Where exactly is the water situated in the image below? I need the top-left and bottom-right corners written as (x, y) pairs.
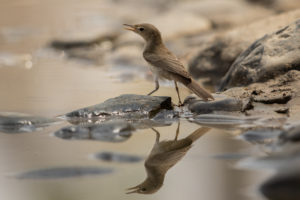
top-left (0, 1), bottom-right (270, 200)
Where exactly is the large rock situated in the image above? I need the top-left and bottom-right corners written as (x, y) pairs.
top-left (188, 9), bottom-right (300, 85)
top-left (219, 19), bottom-right (300, 90)
top-left (64, 94), bottom-right (173, 122)
top-left (223, 70), bottom-right (300, 118)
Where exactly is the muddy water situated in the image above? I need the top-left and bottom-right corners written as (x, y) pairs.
top-left (0, 1), bottom-right (269, 200)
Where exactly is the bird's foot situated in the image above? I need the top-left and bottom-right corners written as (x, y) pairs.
top-left (176, 101), bottom-right (184, 107)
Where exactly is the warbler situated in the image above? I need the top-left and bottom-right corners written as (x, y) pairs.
top-left (123, 23), bottom-right (214, 105)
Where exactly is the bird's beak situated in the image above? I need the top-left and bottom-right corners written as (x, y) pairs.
top-left (123, 24), bottom-right (136, 31)
top-left (126, 186), bottom-right (139, 194)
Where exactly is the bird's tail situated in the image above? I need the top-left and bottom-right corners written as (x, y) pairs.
top-left (185, 79), bottom-right (214, 101)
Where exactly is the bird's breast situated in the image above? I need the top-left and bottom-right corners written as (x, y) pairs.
top-left (147, 62), bottom-right (173, 80)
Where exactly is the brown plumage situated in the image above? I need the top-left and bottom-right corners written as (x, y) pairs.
top-left (123, 23), bottom-right (214, 104)
top-left (126, 124), bottom-right (211, 194)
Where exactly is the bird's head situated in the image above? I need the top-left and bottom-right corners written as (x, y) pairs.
top-left (126, 178), bottom-right (163, 194)
top-left (123, 23), bottom-right (162, 43)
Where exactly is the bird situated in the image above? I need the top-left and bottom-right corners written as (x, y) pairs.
top-left (126, 123), bottom-right (211, 194)
top-left (123, 23), bottom-right (214, 105)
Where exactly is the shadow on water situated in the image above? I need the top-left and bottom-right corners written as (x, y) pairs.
top-left (127, 122), bottom-right (211, 194)
top-left (15, 167), bottom-right (113, 180)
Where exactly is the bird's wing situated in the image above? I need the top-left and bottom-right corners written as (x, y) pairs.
top-left (145, 146), bottom-right (192, 170)
top-left (143, 51), bottom-right (191, 80)
top-left (145, 139), bottom-right (193, 167)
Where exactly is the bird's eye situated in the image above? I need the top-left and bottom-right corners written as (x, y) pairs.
top-left (141, 188), bottom-right (147, 191)
top-left (139, 27), bottom-right (144, 32)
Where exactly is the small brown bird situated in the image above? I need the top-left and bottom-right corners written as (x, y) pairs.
top-left (126, 124), bottom-right (211, 194)
top-left (123, 23), bottom-right (214, 105)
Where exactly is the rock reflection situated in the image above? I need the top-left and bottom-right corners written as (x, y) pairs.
top-left (54, 120), bottom-right (134, 142)
top-left (127, 123), bottom-right (210, 194)
top-left (0, 112), bottom-right (59, 134)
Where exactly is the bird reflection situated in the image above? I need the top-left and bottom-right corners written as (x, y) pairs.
top-left (127, 123), bottom-right (211, 194)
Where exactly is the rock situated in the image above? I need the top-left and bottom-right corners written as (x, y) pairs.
top-left (50, 34), bottom-right (118, 50)
top-left (93, 151), bottom-right (143, 163)
top-left (188, 9), bottom-right (300, 85)
top-left (0, 112), bottom-right (59, 134)
top-left (49, 33), bottom-right (119, 65)
top-left (15, 167), bottom-right (113, 179)
top-left (63, 94), bottom-right (173, 123)
top-left (54, 120), bottom-right (134, 143)
top-left (223, 70), bottom-right (300, 118)
top-left (186, 97), bottom-right (243, 114)
top-left (275, 107), bottom-right (289, 114)
top-left (219, 19), bottom-right (300, 91)
top-left (260, 170), bottom-right (300, 200)
top-left (253, 92), bottom-right (292, 105)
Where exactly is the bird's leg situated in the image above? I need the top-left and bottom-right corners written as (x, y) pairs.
top-left (174, 121), bottom-right (180, 141)
top-left (174, 81), bottom-right (183, 106)
top-left (147, 77), bottom-right (159, 96)
top-left (151, 128), bottom-right (160, 143)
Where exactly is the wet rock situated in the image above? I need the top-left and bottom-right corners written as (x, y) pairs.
top-left (219, 19), bottom-right (300, 91)
top-left (16, 167), bottom-right (113, 179)
top-left (186, 97), bottom-right (243, 114)
top-left (0, 112), bottom-right (59, 134)
top-left (260, 170), bottom-right (300, 200)
top-left (64, 94), bottom-right (173, 123)
top-left (54, 120), bottom-right (134, 143)
top-left (94, 151), bottom-right (143, 163)
top-left (188, 9), bottom-right (300, 85)
top-left (239, 128), bottom-right (283, 144)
